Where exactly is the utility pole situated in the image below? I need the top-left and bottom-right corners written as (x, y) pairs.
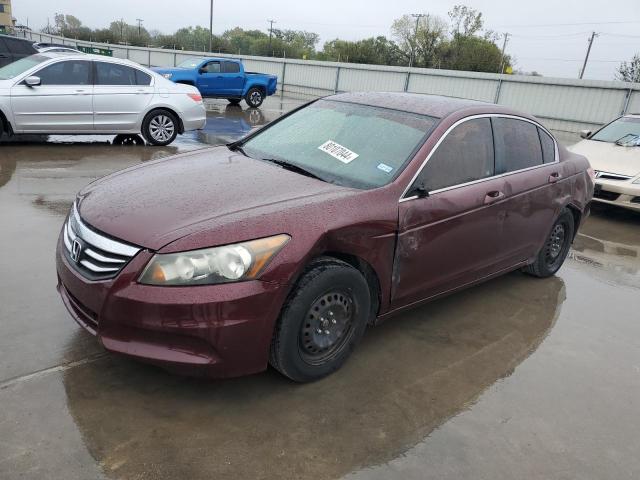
top-left (498, 32), bottom-right (510, 74)
top-left (268, 19), bottom-right (276, 56)
top-left (409, 14), bottom-right (426, 68)
top-left (136, 18), bottom-right (143, 37)
top-left (119, 18), bottom-right (125, 43)
top-left (209, 0), bottom-right (214, 52)
top-left (579, 31), bottom-right (599, 79)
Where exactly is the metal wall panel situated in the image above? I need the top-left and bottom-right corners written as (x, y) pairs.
top-left (408, 73), bottom-right (498, 102)
top-left (626, 91), bottom-right (640, 114)
top-left (149, 50), bottom-right (177, 68)
top-left (338, 68), bottom-right (406, 92)
top-left (498, 81), bottom-right (627, 125)
top-left (284, 63), bottom-right (337, 91)
top-left (127, 49), bottom-right (149, 66)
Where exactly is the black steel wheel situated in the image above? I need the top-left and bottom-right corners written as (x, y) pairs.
top-left (523, 209), bottom-right (575, 278)
top-left (270, 258), bottom-right (371, 382)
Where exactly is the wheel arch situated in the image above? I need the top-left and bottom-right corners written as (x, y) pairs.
top-left (142, 106), bottom-right (184, 134)
top-left (0, 107), bottom-right (14, 135)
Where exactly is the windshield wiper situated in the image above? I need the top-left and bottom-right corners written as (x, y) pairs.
top-left (227, 142), bottom-right (249, 157)
top-left (261, 158), bottom-right (327, 182)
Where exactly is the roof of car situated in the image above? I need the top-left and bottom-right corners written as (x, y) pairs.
top-left (327, 92), bottom-right (492, 119)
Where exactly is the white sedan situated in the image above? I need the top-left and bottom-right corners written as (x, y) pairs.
top-left (570, 114), bottom-right (640, 212)
top-left (0, 52), bottom-right (206, 146)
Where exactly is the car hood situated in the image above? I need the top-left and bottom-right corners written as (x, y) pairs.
top-left (569, 139), bottom-right (640, 177)
top-left (77, 147), bottom-right (354, 251)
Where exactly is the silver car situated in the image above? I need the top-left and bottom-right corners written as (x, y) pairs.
top-left (0, 52), bottom-right (206, 146)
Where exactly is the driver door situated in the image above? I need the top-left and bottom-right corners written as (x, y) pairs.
top-left (10, 59), bottom-right (93, 133)
top-left (392, 117), bottom-right (512, 308)
top-left (196, 61), bottom-right (225, 96)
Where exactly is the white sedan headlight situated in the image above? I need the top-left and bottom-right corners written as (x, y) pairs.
top-left (162, 73), bottom-right (173, 79)
top-left (139, 234), bottom-right (290, 286)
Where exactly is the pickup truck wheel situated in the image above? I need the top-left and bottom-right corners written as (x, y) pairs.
top-left (142, 110), bottom-right (178, 146)
top-left (523, 209), bottom-right (574, 278)
top-left (269, 258), bottom-right (371, 382)
top-left (245, 87), bottom-right (264, 108)
top-left (227, 98), bottom-right (241, 105)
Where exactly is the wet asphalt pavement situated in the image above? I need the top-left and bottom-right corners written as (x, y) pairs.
top-left (1, 95), bottom-right (639, 480)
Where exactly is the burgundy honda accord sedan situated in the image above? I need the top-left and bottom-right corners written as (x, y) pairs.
top-left (56, 92), bottom-right (593, 382)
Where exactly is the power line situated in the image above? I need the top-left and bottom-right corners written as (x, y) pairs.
top-left (493, 20), bottom-right (640, 28)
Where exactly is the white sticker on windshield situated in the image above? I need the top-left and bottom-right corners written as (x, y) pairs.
top-left (377, 163), bottom-right (393, 174)
top-left (318, 140), bottom-right (359, 164)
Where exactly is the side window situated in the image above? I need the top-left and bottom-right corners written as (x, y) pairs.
top-left (202, 61), bottom-right (221, 73)
top-left (414, 118), bottom-right (494, 193)
top-left (222, 61), bottom-right (240, 73)
top-left (135, 69), bottom-right (152, 86)
top-left (493, 118), bottom-right (543, 173)
top-left (95, 62), bottom-right (137, 85)
top-left (35, 60), bottom-right (91, 85)
top-left (538, 128), bottom-right (556, 164)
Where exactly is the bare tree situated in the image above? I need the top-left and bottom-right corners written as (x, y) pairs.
top-left (617, 54), bottom-right (640, 83)
top-left (448, 5), bottom-right (483, 37)
top-left (391, 14), bottom-right (447, 67)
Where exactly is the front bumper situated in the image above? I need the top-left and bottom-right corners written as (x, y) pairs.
top-left (593, 179), bottom-right (640, 212)
top-left (56, 233), bottom-right (289, 378)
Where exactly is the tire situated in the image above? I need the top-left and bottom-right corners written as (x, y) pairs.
top-left (0, 115), bottom-right (4, 140)
top-left (269, 258), bottom-right (371, 382)
top-left (244, 87), bottom-right (265, 108)
top-left (227, 98), bottom-right (241, 105)
top-left (142, 110), bottom-right (179, 146)
top-left (523, 208), bottom-right (575, 278)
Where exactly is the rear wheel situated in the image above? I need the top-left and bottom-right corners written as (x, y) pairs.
top-left (142, 110), bottom-right (179, 146)
top-left (244, 87), bottom-right (264, 108)
top-left (269, 258), bottom-right (370, 382)
top-left (523, 209), bottom-right (574, 278)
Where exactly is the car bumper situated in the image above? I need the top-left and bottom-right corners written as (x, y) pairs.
top-left (182, 104), bottom-right (207, 132)
top-left (593, 179), bottom-right (640, 212)
top-left (55, 233), bottom-right (289, 378)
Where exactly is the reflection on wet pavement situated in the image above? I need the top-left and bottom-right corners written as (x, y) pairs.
top-left (0, 96), bottom-right (639, 480)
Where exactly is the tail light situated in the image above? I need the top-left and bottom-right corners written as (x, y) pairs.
top-left (187, 93), bottom-right (203, 103)
top-left (587, 167), bottom-right (596, 180)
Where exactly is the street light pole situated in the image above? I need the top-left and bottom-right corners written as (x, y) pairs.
top-left (209, 0), bottom-right (214, 52)
top-left (409, 14), bottom-right (425, 68)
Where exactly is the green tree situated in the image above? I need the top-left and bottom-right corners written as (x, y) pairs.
top-left (391, 14), bottom-right (448, 67)
top-left (438, 35), bottom-right (509, 73)
top-left (616, 54), bottom-right (640, 83)
top-left (448, 5), bottom-right (483, 37)
top-left (319, 37), bottom-right (405, 65)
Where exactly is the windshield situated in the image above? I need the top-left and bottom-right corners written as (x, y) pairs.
top-left (178, 58), bottom-right (206, 69)
top-left (0, 55), bottom-right (48, 80)
top-left (591, 117), bottom-right (640, 144)
top-left (242, 100), bottom-right (438, 189)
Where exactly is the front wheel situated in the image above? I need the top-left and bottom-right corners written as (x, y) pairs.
top-left (244, 87), bottom-right (264, 108)
top-left (523, 209), bottom-right (575, 278)
top-left (269, 258), bottom-right (371, 382)
top-left (142, 110), bottom-right (179, 146)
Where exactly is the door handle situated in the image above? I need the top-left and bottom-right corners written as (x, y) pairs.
top-left (548, 172), bottom-right (561, 183)
top-left (484, 191), bottom-right (505, 204)
top-left (75, 89), bottom-right (89, 95)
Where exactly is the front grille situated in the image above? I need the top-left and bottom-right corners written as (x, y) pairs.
top-left (63, 285), bottom-right (99, 333)
top-left (63, 203), bottom-right (140, 281)
top-left (596, 172), bottom-right (633, 181)
top-left (593, 189), bottom-right (621, 201)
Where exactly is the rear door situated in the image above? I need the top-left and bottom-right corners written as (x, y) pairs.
top-left (93, 61), bottom-right (154, 132)
top-left (195, 61), bottom-right (225, 96)
top-left (491, 117), bottom-right (563, 264)
top-left (393, 117), bottom-right (511, 308)
top-left (221, 61), bottom-right (244, 96)
top-left (10, 59), bottom-right (93, 132)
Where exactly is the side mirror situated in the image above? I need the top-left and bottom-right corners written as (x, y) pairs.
top-left (414, 183), bottom-right (430, 199)
top-left (24, 76), bottom-right (41, 87)
top-left (579, 129), bottom-right (592, 139)
top-left (198, 68), bottom-right (207, 74)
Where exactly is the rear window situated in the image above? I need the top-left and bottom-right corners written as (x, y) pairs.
top-left (135, 69), bottom-right (152, 86)
top-left (538, 128), bottom-right (556, 164)
top-left (96, 62), bottom-right (138, 85)
top-left (493, 118), bottom-right (543, 174)
top-left (222, 61), bottom-right (240, 73)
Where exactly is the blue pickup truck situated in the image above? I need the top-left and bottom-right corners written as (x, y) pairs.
top-left (154, 58), bottom-right (277, 108)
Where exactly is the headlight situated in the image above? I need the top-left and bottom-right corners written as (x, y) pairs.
top-left (162, 73), bottom-right (173, 79)
top-left (139, 234), bottom-right (290, 286)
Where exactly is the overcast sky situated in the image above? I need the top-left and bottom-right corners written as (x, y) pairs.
top-left (12, 0), bottom-right (640, 80)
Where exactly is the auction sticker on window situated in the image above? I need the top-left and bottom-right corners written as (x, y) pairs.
top-left (318, 140), bottom-right (359, 164)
